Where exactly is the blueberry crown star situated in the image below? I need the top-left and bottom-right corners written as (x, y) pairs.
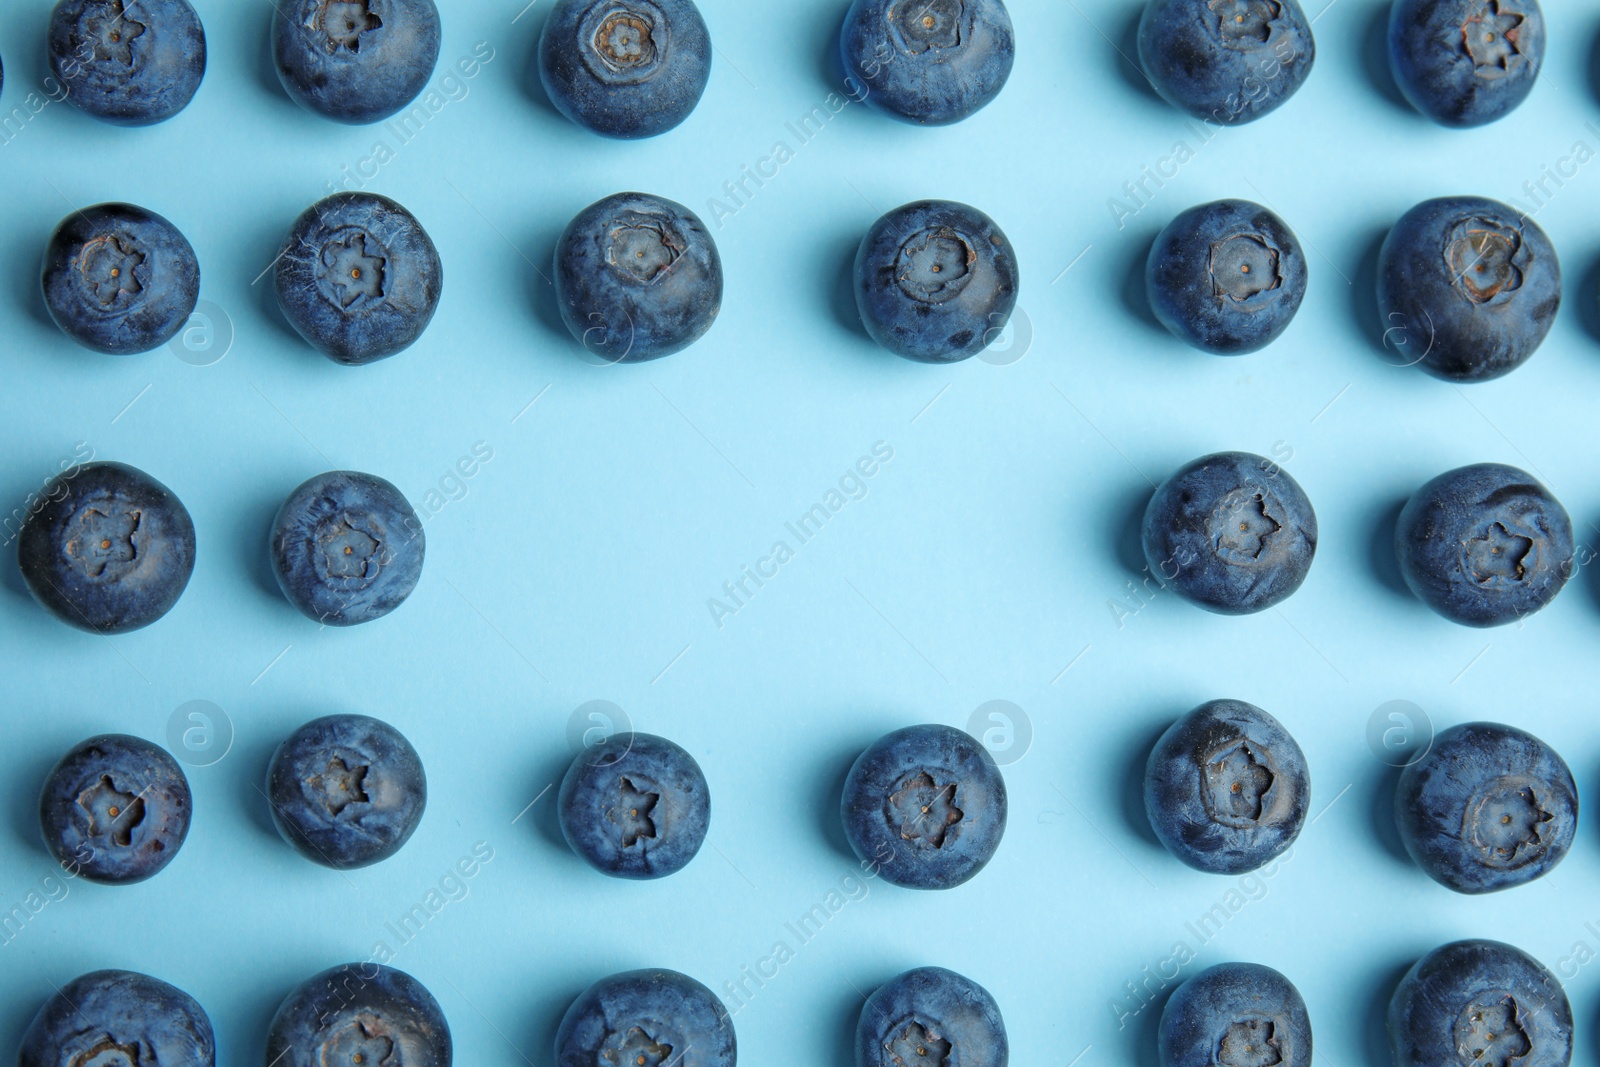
top-left (602, 1027), bottom-right (674, 1067)
top-left (316, 1), bottom-right (384, 53)
top-left (606, 777), bottom-right (660, 847)
top-left (886, 1021), bottom-right (951, 1067)
top-left (307, 756), bottom-right (371, 817)
top-left (77, 775), bottom-right (146, 846)
top-left (889, 772), bottom-right (964, 848)
top-left (83, 1), bottom-right (146, 66)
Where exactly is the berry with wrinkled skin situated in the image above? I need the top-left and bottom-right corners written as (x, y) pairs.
top-left (39, 734), bottom-right (192, 885)
top-left (856, 967), bottom-right (1007, 1067)
top-left (1389, 940), bottom-right (1571, 1067)
top-left (556, 969), bottom-right (735, 1067)
top-left (1147, 199), bottom-right (1307, 355)
top-left (1138, 0), bottom-right (1316, 125)
top-left (1389, 0), bottom-right (1545, 127)
top-left (48, 0), bottom-right (207, 126)
top-left (1142, 452), bottom-right (1317, 615)
top-left (273, 0), bottom-right (442, 124)
top-left (1395, 722), bottom-right (1576, 894)
top-left (558, 732), bottom-right (710, 879)
top-left (839, 0), bottom-right (1016, 126)
top-left (1160, 963), bottom-right (1311, 1067)
top-left (1145, 700), bottom-right (1309, 875)
top-left (19, 970), bottom-right (214, 1067)
top-left (18, 461), bottom-right (196, 634)
top-left (1395, 463), bottom-right (1572, 627)
top-left (1377, 196), bottom-right (1560, 382)
top-left (267, 714), bottom-right (428, 869)
top-left (854, 199), bottom-right (1019, 364)
top-left (268, 964), bottom-right (451, 1067)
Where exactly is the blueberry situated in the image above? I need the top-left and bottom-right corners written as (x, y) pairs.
top-left (841, 724), bottom-right (1007, 890)
top-left (1142, 452), bottom-right (1317, 615)
top-left (1389, 0), bottom-right (1544, 127)
top-left (539, 0), bottom-right (711, 139)
top-left (267, 714), bottom-right (427, 870)
top-left (855, 967), bottom-right (1007, 1067)
top-left (554, 192), bottom-right (722, 363)
top-left (48, 0), bottom-right (206, 126)
top-left (1145, 700), bottom-right (1308, 875)
top-left (18, 461), bottom-right (196, 634)
top-left (1138, 0), bottom-right (1315, 125)
top-left (854, 199), bottom-right (1018, 364)
top-left (1377, 196), bottom-right (1559, 382)
top-left (558, 732), bottom-right (709, 879)
top-left (839, 0), bottom-right (1016, 126)
top-left (1159, 963), bottom-right (1311, 1067)
top-left (555, 969), bottom-right (735, 1067)
top-left (1395, 721), bottom-right (1576, 894)
top-left (19, 969), bottom-right (214, 1067)
top-left (1147, 199), bottom-right (1307, 355)
top-left (1395, 463), bottom-right (1572, 627)
top-left (273, 0), bottom-right (442, 125)
top-left (269, 470), bottom-right (425, 627)
top-left (275, 192), bottom-right (443, 366)
top-left (1389, 940), bottom-right (1571, 1067)
top-left (41, 202), bottom-right (200, 355)
top-left (39, 734), bottom-right (192, 885)
top-left (268, 964), bottom-right (451, 1067)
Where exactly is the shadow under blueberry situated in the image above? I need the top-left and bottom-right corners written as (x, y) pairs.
top-left (1118, 225), bottom-right (1168, 339)
top-left (832, 974), bottom-right (878, 1066)
top-left (1574, 250), bottom-right (1600, 347)
top-left (1367, 763), bottom-right (1413, 868)
top-left (1120, 973), bottom-right (1172, 1067)
top-left (828, 232), bottom-right (873, 346)
top-left (1590, 17), bottom-right (1600, 106)
top-left (247, 218), bottom-right (311, 350)
top-left (1349, 222), bottom-right (1391, 361)
top-left (1367, 497), bottom-right (1412, 601)
top-left (244, 492), bottom-right (290, 607)
top-left (1113, 4), bottom-right (1163, 106)
top-left (242, 728), bottom-right (288, 845)
top-left (524, 219), bottom-right (572, 352)
top-left (816, 733), bottom-right (878, 862)
top-left (818, 8), bottom-right (850, 98)
top-left (527, 747), bottom-right (576, 859)
top-left (253, 12), bottom-right (302, 116)
top-left (1120, 719), bottom-right (1168, 849)
top-left (520, 8), bottom-right (565, 120)
top-left (1362, 0), bottom-right (1413, 114)
top-left (5, 742), bottom-right (56, 858)
top-left (530, 978), bottom-right (592, 1066)
top-left (1364, 954), bottom-right (1417, 1066)
top-left (1116, 478), bottom-right (1155, 577)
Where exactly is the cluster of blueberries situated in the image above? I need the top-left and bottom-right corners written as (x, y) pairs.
top-left (11, 0), bottom-right (1583, 1064)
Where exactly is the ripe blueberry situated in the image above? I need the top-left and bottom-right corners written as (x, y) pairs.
top-left (268, 964), bottom-right (451, 1067)
top-left (839, 0), bottom-right (1016, 126)
top-left (270, 470), bottom-right (425, 627)
top-left (1395, 463), bottom-right (1572, 627)
top-left (856, 967), bottom-right (1007, 1067)
top-left (267, 714), bottom-right (427, 870)
top-left (275, 192), bottom-right (443, 366)
top-left (1160, 963), bottom-right (1311, 1067)
top-left (1145, 700), bottom-right (1309, 875)
top-left (840, 724), bottom-right (1007, 890)
top-left (39, 734), bottom-right (192, 885)
top-left (1147, 199), bottom-right (1307, 355)
top-left (854, 199), bottom-right (1018, 364)
top-left (1389, 940), bottom-right (1571, 1067)
top-left (1138, 0), bottom-right (1315, 125)
top-left (1395, 722), bottom-right (1576, 894)
top-left (558, 732), bottom-right (709, 879)
top-left (48, 0), bottom-right (206, 126)
top-left (1142, 452), bottom-right (1317, 615)
top-left (273, 0), bottom-right (442, 125)
top-left (1390, 0), bottom-right (1544, 127)
top-left (42, 202), bottom-right (200, 355)
top-left (554, 192), bottom-right (722, 362)
top-left (19, 970), bottom-right (214, 1067)
top-left (18, 461), bottom-right (196, 634)
top-left (556, 969), bottom-right (735, 1067)
top-left (539, 0), bottom-right (712, 139)
top-left (1377, 196), bottom-right (1560, 382)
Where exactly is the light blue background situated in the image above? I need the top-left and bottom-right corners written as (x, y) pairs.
top-left (3, 0), bottom-right (1600, 1064)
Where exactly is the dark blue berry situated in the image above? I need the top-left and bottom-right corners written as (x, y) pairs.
top-left (269, 470), bottom-right (425, 627)
top-left (855, 967), bottom-right (1007, 1067)
top-left (1145, 700), bottom-right (1308, 875)
top-left (1389, 940), bottom-right (1571, 1067)
top-left (268, 964), bottom-right (451, 1067)
top-left (18, 461), bottom-right (196, 634)
top-left (1159, 963), bottom-right (1311, 1067)
top-left (1395, 463), bottom-right (1572, 627)
top-left (1138, 0), bottom-right (1315, 125)
top-left (1377, 196), bottom-right (1560, 382)
top-left (841, 724), bottom-right (1007, 890)
top-left (41, 202), bottom-right (200, 355)
top-left (553, 192), bottom-right (722, 363)
top-left (556, 969), bottom-right (735, 1067)
top-left (539, 0), bottom-right (711, 139)
top-left (1389, 0), bottom-right (1544, 127)
top-left (19, 970), bottom-right (214, 1067)
top-left (48, 0), bottom-right (206, 126)
top-left (267, 714), bottom-right (427, 870)
top-left (1142, 452), bottom-right (1317, 615)
top-left (275, 192), bottom-right (443, 366)
top-left (1395, 722), bottom-right (1576, 894)
top-left (1147, 199), bottom-right (1307, 355)
top-left (39, 734), bottom-right (192, 885)
top-left (273, 0), bottom-right (442, 125)
top-left (558, 732), bottom-right (709, 879)
top-left (854, 199), bottom-right (1018, 364)
top-left (839, 0), bottom-right (1015, 126)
